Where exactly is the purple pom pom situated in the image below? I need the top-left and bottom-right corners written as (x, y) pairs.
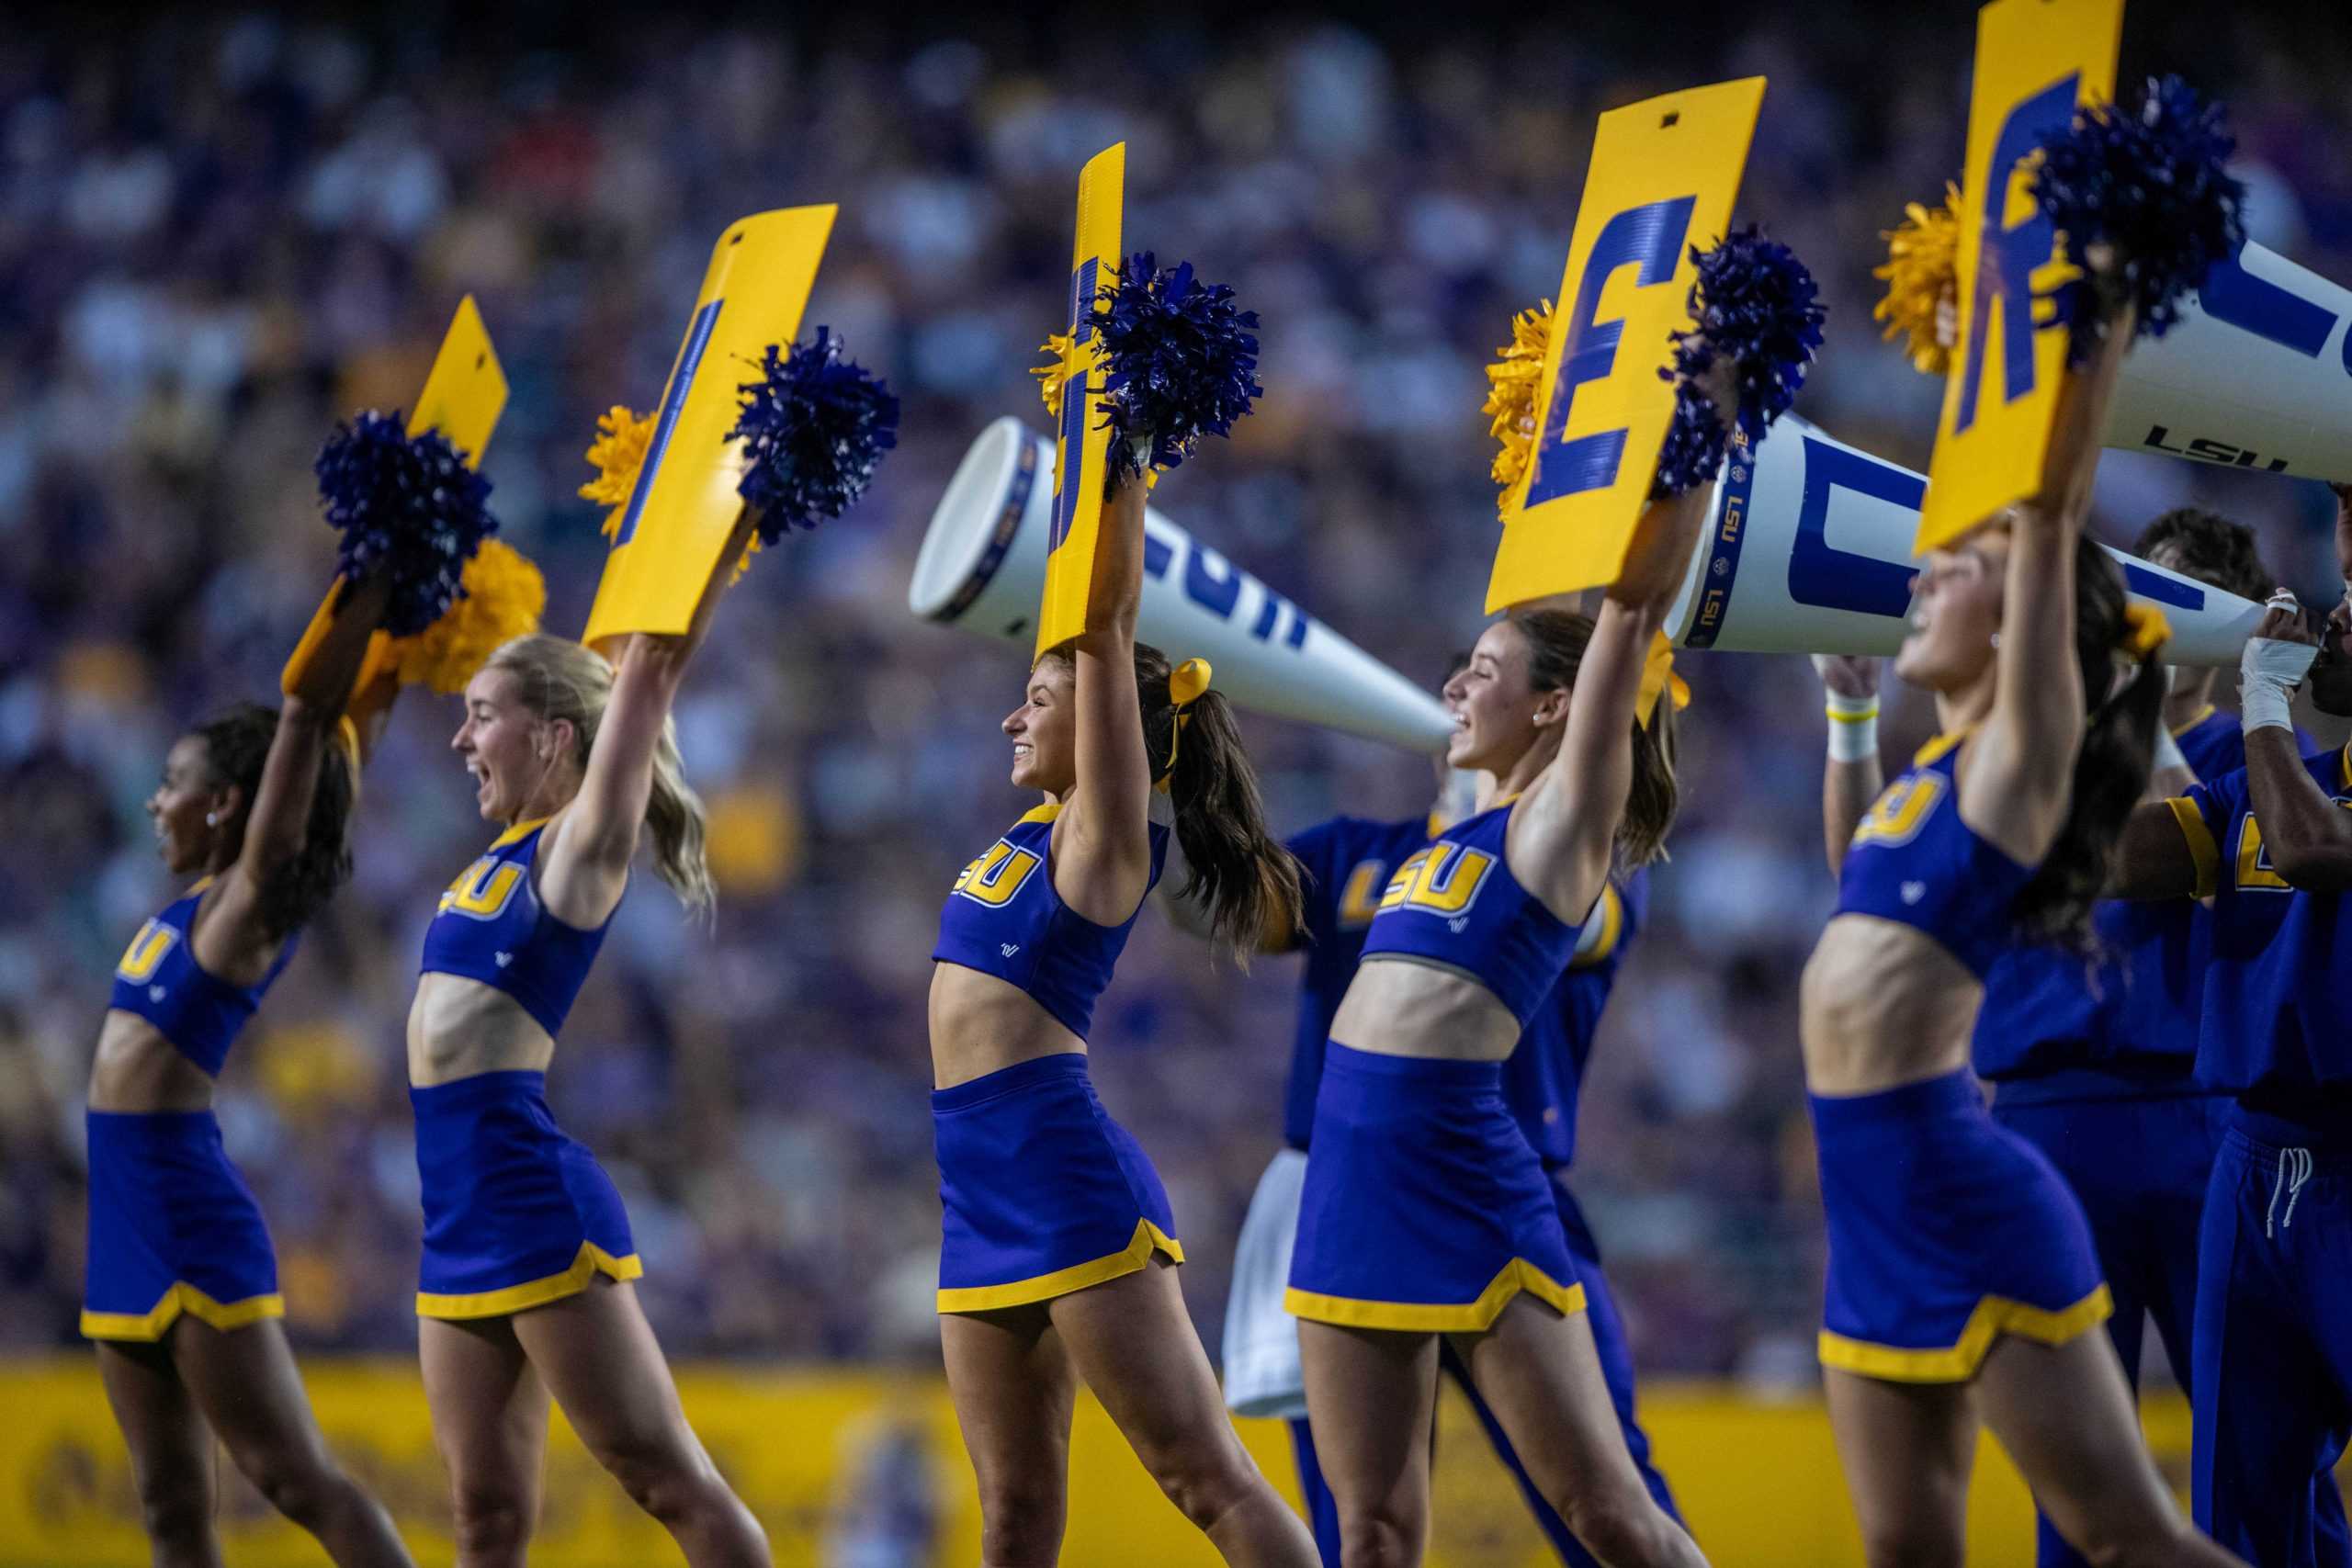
top-left (1651, 392), bottom-right (1730, 500)
top-left (312, 411), bottom-right (497, 637)
top-left (729, 327), bottom-right (899, 541)
top-left (1650, 227), bottom-right (1825, 497)
top-left (2030, 75), bottom-right (2247, 359)
top-left (1088, 253), bottom-right (1261, 479)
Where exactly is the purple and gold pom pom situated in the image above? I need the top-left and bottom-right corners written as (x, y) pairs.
top-left (313, 411), bottom-right (498, 637)
top-left (1088, 253), bottom-right (1261, 480)
top-left (729, 327), bottom-right (899, 542)
top-left (2030, 75), bottom-right (2247, 359)
top-left (1651, 228), bottom-right (1825, 497)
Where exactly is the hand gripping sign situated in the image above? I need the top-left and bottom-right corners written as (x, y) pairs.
top-left (1487, 78), bottom-right (1766, 612)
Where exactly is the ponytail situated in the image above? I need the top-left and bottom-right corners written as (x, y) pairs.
top-left (1507, 608), bottom-right (1682, 868)
top-left (2008, 539), bottom-right (2166, 947)
top-left (483, 634), bottom-right (716, 920)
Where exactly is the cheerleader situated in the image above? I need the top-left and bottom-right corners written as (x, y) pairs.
top-left (405, 547), bottom-right (764, 1565)
top-left (1797, 257), bottom-right (2242, 1559)
top-left (928, 468), bottom-right (1319, 1567)
top-left (85, 571), bottom-right (413, 1567)
top-left (1819, 508), bottom-right (2287, 1568)
top-left (1282, 504), bottom-right (1711, 1562)
top-left (1192, 705), bottom-right (1677, 1566)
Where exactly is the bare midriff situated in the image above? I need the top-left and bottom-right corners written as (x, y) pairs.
top-left (928, 963), bottom-right (1085, 1090)
top-left (407, 971), bottom-right (556, 1087)
top-left (88, 1014), bottom-right (216, 1112)
top-left (1800, 914), bottom-right (1984, 1098)
top-left (1327, 954), bottom-right (1522, 1063)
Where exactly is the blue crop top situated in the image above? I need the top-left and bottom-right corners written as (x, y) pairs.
top-left (931, 803), bottom-right (1170, 1042)
top-left (108, 879), bottom-right (297, 1077)
top-left (419, 818), bottom-right (611, 1038)
top-left (1354, 795), bottom-right (1582, 1031)
top-left (1835, 730), bottom-right (2036, 980)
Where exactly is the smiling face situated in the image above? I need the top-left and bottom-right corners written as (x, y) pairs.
top-left (146, 735), bottom-right (233, 876)
top-left (1894, 525), bottom-right (2012, 694)
top-left (1441, 619), bottom-right (1560, 774)
top-left (453, 667), bottom-right (566, 823)
top-left (1003, 659), bottom-right (1077, 795)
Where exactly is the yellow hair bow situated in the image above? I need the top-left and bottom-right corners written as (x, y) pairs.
top-left (1159, 658), bottom-right (1213, 783)
top-left (2120, 603), bottom-right (2173, 663)
top-left (1635, 631), bottom-right (1689, 729)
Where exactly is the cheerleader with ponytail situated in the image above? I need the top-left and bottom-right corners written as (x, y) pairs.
top-left (928, 254), bottom-right (1319, 1567)
top-left (76, 398), bottom-right (526, 1567)
top-left (404, 331), bottom-right (892, 1568)
top-left (1803, 78), bottom-right (2245, 1565)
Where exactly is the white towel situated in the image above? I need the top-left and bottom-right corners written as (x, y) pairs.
top-left (1221, 1147), bottom-right (1310, 1419)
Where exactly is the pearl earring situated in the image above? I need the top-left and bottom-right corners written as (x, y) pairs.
top-left (205, 812), bottom-right (218, 826)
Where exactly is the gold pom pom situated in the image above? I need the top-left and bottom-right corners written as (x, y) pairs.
top-left (1034, 333), bottom-right (1075, 422)
top-left (580, 405), bottom-right (656, 538)
top-left (388, 540), bottom-right (546, 694)
top-left (1874, 184), bottom-right (1964, 376)
top-left (1484, 301), bottom-right (1555, 496)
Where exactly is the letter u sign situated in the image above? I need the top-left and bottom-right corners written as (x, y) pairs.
top-left (1524, 196), bottom-right (1698, 507)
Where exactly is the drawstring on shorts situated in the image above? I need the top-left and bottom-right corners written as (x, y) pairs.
top-left (2267, 1146), bottom-right (2314, 1237)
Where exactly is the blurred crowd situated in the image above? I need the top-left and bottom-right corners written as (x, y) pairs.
top-left (4, 9), bottom-right (2350, 1387)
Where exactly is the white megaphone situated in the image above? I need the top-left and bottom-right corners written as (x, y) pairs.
top-left (910, 418), bottom-right (1453, 751)
top-left (2104, 242), bottom-right (2352, 482)
top-left (1667, 416), bottom-right (2263, 664)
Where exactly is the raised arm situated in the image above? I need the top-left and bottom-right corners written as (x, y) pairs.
top-left (1514, 480), bottom-right (1710, 922)
top-left (195, 571), bottom-right (393, 976)
top-left (2237, 601), bottom-right (2352, 889)
top-left (1958, 305), bottom-right (2134, 861)
top-left (542, 511), bottom-right (755, 927)
top-left (1815, 655), bottom-right (1883, 876)
top-left (1050, 468), bottom-right (1156, 924)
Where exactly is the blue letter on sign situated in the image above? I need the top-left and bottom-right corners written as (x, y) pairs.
top-left (1522, 196), bottom-right (1696, 507)
top-left (615, 298), bottom-right (725, 547)
top-left (1954, 74), bottom-right (2078, 434)
top-left (1049, 257), bottom-right (1102, 552)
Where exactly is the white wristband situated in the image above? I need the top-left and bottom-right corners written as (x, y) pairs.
top-left (1825, 692), bottom-right (1880, 763)
top-left (2152, 724), bottom-right (2187, 773)
top-left (2241, 636), bottom-right (2318, 734)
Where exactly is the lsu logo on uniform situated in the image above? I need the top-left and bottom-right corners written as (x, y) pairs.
top-left (441, 858), bottom-right (525, 920)
top-left (116, 919), bottom-right (177, 983)
top-left (1852, 773), bottom-right (1948, 851)
top-left (953, 840), bottom-right (1042, 908)
top-left (1379, 844), bottom-right (1498, 917)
